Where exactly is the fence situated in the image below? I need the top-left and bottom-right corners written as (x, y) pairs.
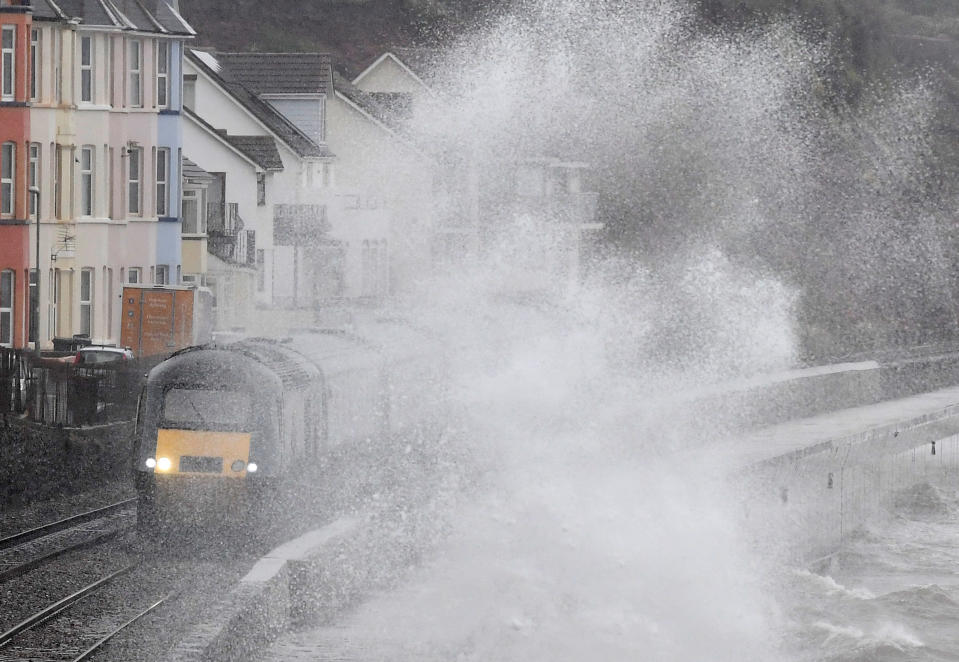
top-left (0, 348), bottom-right (145, 426)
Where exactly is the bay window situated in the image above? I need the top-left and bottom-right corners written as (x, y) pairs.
top-left (1, 26), bottom-right (14, 101)
top-left (0, 270), bottom-right (12, 346)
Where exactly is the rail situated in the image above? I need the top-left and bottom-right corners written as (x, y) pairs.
top-left (71, 592), bottom-right (175, 662)
top-left (0, 498), bottom-right (136, 551)
top-left (0, 564), bottom-right (136, 649)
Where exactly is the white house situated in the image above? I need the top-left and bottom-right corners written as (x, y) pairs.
top-left (182, 49), bottom-right (392, 331)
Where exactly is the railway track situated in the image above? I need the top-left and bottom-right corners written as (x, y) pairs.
top-left (0, 499), bottom-right (136, 582)
top-left (0, 562), bottom-right (175, 662)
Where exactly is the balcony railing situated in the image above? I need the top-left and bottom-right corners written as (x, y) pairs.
top-left (507, 192), bottom-right (600, 226)
top-left (207, 202), bottom-right (255, 265)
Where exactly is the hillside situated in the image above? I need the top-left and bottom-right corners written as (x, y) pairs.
top-left (179, 0), bottom-right (498, 77)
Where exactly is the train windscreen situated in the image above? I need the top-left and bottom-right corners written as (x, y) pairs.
top-left (162, 388), bottom-right (251, 429)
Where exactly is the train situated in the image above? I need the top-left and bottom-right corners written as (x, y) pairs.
top-left (132, 320), bottom-right (449, 533)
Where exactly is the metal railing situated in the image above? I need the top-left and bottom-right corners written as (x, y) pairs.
top-left (0, 348), bottom-right (144, 426)
top-left (207, 202), bottom-right (255, 265)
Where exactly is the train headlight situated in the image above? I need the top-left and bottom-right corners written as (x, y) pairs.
top-left (145, 457), bottom-right (157, 469)
top-left (246, 462), bottom-right (258, 473)
top-left (156, 457), bottom-right (172, 472)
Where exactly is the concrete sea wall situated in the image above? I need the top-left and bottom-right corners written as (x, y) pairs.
top-left (733, 388), bottom-right (959, 562)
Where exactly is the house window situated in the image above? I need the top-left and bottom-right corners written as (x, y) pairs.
top-left (378, 240), bottom-right (389, 295)
top-left (53, 144), bottom-right (61, 219)
top-left (80, 35), bottom-right (94, 103)
top-left (105, 267), bottom-right (112, 338)
top-left (1, 26), bottom-right (15, 101)
top-left (155, 147), bottom-right (169, 216)
top-left (156, 41), bottom-right (169, 108)
top-left (256, 173), bottom-right (265, 206)
top-left (127, 267), bottom-right (141, 284)
top-left (48, 269), bottom-right (58, 338)
top-left (155, 265), bottom-right (168, 285)
top-left (80, 145), bottom-right (94, 216)
top-left (181, 188), bottom-right (204, 233)
top-left (30, 28), bottom-right (39, 101)
top-left (256, 249), bottom-right (265, 292)
top-left (28, 143), bottom-right (39, 217)
top-left (108, 147), bottom-right (114, 218)
top-left (0, 270), bottom-right (13, 346)
top-left (107, 36), bottom-right (114, 106)
top-left (80, 268), bottom-right (93, 336)
top-left (28, 269), bottom-right (37, 344)
top-left (1, 142), bottom-right (13, 216)
top-left (53, 29), bottom-right (60, 103)
top-left (127, 40), bottom-right (141, 107)
top-left (127, 146), bottom-right (140, 214)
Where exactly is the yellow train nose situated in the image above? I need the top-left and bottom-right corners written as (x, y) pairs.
top-left (154, 429), bottom-right (253, 477)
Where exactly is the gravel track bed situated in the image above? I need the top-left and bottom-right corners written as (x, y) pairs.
top-left (0, 481), bottom-right (134, 540)
top-left (0, 552), bottom-right (251, 662)
top-left (0, 535), bottom-right (134, 635)
top-left (78, 558), bottom-right (251, 661)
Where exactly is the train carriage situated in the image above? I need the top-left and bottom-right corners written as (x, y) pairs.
top-left (133, 322), bottom-right (447, 533)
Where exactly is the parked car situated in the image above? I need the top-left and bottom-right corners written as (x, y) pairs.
top-left (74, 346), bottom-right (135, 365)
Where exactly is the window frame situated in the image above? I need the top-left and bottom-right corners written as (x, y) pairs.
top-left (1, 142), bottom-right (14, 216)
top-left (127, 267), bottom-right (141, 284)
top-left (80, 34), bottom-right (94, 103)
top-left (28, 143), bottom-right (39, 218)
top-left (79, 267), bottom-right (93, 337)
top-left (155, 265), bottom-right (168, 285)
top-left (0, 269), bottom-right (13, 347)
top-left (80, 145), bottom-right (94, 216)
top-left (1, 25), bottom-right (15, 102)
top-left (155, 147), bottom-right (169, 216)
top-left (156, 40), bottom-right (169, 109)
top-left (127, 146), bottom-right (141, 215)
top-left (29, 28), bottom-right (39, 102)
top-left (127, 39), bottom-right (141, 107)
top-left (181, 187), bottom-right (205, 234)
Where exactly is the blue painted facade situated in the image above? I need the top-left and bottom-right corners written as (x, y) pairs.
top-left (156, 39), bottom-right (185, 282)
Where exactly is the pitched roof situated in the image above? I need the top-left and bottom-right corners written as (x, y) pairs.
top-left (390, 47), bottom-right (442, 84)
top-left (332, 70), bottom-right (408, 131)
top-left (181, 156), bottom-right (213, 184)
top-left (186, 49), bottom-right (333, 159)
top-left (30, 0), bottom-right (195, 34)
top-left (224, 135), bottom-right (284, 171)
top-left (213, 52), bottom-right (332, 96)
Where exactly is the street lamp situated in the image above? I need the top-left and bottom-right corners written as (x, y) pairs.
top-left (28, 186), bottom-right (40, 354)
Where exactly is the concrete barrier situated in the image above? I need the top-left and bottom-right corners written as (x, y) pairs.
top-left (726, 384), bottom-right (959, 561)
top-left (166, 493), bottom-right (447, 662)
top-left (166, 518), bottom-right (361, 662)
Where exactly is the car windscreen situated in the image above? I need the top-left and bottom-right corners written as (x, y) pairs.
top-left (162, 388), bottom-right (252, 429)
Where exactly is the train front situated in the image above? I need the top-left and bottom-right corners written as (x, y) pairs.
top-left (133, 347), bottom-right (281, 532)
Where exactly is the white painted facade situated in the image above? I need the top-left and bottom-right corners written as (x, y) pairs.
top-left (30, 22), bottom-right (179, 347)
top-left (182, 53), bottom-right (392, 331)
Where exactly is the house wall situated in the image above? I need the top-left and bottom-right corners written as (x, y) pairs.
top-left (28, 23), bottom-right (185, 346)
top-left (0, 5), bottom-right (33, 347)
top-left (156, 39), bottom-right (186, 283)
top-left (267, 96), bottom-right (324, 145)
top-left (326, 92), bottom-right (434, 292)
top-left (353, 56), bottom-right (427, 96)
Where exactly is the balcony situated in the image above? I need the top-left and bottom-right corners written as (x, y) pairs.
top-left (207, 202), bottom-right (255, 266)
top-left (495, 191), bottom-right (600, 227)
